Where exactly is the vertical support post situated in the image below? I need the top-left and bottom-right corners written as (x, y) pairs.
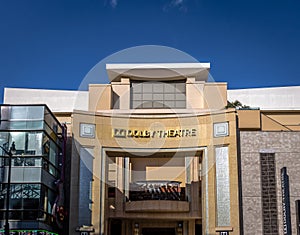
top-left (4, 154), bottom-right (12, 235)
top-left (185, 156), bottom-right (192, 201)
top-left (124, 157), bottom-right (130, 200)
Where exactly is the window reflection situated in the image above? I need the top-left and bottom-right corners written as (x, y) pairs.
top-left (0, 131), bottom-right (61, 177)
top-left (0, 183), bottom-right (56, 224)
top-left (0, 105), bottom-right (63, 227)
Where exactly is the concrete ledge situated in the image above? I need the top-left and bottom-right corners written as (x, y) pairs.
top-left (215, 226), bottom-right (233, 232)
top-left (125, 200), bottom-right (189, 212)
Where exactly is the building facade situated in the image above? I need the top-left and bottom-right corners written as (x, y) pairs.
top-left (2, 63), bottom-right (300, 235)
top-left (237, 109), bottom-right (300, 235)
top-left (0, 105), bottom-right (67, 235)
top-left (69, 63), bottom-right (240, 235)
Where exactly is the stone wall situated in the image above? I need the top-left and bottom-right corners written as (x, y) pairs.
top-left (240, 131), bottom-right (300, 235)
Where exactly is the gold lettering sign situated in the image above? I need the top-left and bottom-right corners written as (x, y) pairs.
top-left (112, 128), bottom-right (197, 138)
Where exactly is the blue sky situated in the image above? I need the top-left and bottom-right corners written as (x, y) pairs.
top-left (1, 0), bottom-right (300, 102)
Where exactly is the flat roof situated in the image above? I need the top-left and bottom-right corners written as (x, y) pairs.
top-left (4, 88), bottom-right (89, 113)
top-left (4, 85), bottom-right (300, 113)
top-left (228, 86), bottom-right (300, 110)
top-left (106, 63), bottom-right (210, 82)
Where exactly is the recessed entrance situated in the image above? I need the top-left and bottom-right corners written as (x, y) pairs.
top-left (142, 228), bottom-right (176, 235)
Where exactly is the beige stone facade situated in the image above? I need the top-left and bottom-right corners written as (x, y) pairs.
top-left (66, 63), bottom-right (241, 235)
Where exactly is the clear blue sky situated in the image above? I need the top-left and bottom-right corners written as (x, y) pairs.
top-left (1, 0), bottom-right (300, 102)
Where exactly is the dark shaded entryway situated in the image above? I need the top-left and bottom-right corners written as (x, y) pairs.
top-left (142, 228), bottom-right (175, 235)
top-left (110, 219), bottom-right (122, 235)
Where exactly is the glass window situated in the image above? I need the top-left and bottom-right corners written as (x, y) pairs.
top-left (153, 94), bottom-right (163, 100)
top-left (0, 183), bottom-right (57, 223)
top-left (27, 132), bottom-right (43, 155)
top-left (153, 101), bottom-right (164, 108)
top-left (0, 132), bottom-right (9, 155)
top-left (165, 101), bottom-right (175, 108)
top-left (142, 101), bottom-right (152, 108)
top-left (176, 83), bottom-right (186, 92)
top-left (132, 82), bottom-right (142, 92)
top-left (132, 93), bottom-right (142, 100)
top-left (176, 101), bottom-right (186, 109)
top-left (44, 107), bottom-right (62, 136)
top-left (0, 106), bottom-right (10, 120)
top-left (10, 106), bottom-right (44, 120)
top-left (0, 132), bottom-right (44, 156)
top-left (143, 83), bottom-right (153, 93)
top-left (10, 132), bottom-right (26, 154)
top-left (165, 94), bottom-right (175, 100)
top-left (164, 83), bottom-right (175, 93)
top-left (131, 80), bottom-right (186, 109)
top-left (153, 83), bottom-right (163, 92)
top-left (143, 93), bottom-right (152, 100)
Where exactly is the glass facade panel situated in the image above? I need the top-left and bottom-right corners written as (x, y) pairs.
top-left (176, 83), bottom-right (185, 92)
top-left (28, 132), bottom-right (43, 155)
top-left (132, 100), bottom-right (142, 109)
top-left (143, 83), bottom-right (153, 93)
top-left (10, 106), bottom-right (44, 120)
top-left (176, 101), bottom-right (186, 108)
top-left (164, 83), bottom-right (175, 93)
top-left (142, 101), bottom-right (152, 108)
top-left (0, 132), bottom-right (45, 156)
top-left (0, 183), bottom-right (56, 224)
top-left (131, 80), bottom-right (186, 109)
top-left (153, 83), bottom-right (163, 92)
top-left (143, 93), bottom-right (152, 100)
top-left (164, 101), bottom-right (175, 107)
top-left (0, 106), bottom-right (10, 120)
top-left (132, 82), bottom-right (142, 92)
top-left (0, 105), bottom-right (64, 230)
top-left (176, 93), bottom-right (186, 100)
top-left (44, 107), bottom-right (62, 136)
top-left (165, 94), bottom-right (175, 100)
top-left (0, 120), bottom-right (44, 130)
top-left (153, 94), bottom-right (163, 100)
top-left (132, 93), bottom-right (142, 100)
top-left (153, 101), bottom-right (164, 108)
top-left (10, 132), bottom-right (26, 154)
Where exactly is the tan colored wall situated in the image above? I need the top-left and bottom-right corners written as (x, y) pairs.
top-left (186, 77), bottom-right (205, 109)
top-left (261, 112), bottom-right (300, 131)
top-left (70, 109), bottom-right (240, 235)
top-left (237, 110), bottom-right (300, 131)
top-left (237, 110), bottom-right (260, 130)
top-left (130, 157), bottom-right (186, 184)
top-left (203, 83), bottom-right (227, 110)
top-left (111, 78), bottom-right (130, 109)
top-left (89, 84), bottom-right (111, 111)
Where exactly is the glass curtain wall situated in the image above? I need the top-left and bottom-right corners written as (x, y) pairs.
top-left (130, 80), bottom-right (186, 109)
top-left (0, 105), bottom-right (63, 227)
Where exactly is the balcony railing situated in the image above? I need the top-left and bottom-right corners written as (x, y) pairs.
top-left (128, 180), bottom-right (186, 201)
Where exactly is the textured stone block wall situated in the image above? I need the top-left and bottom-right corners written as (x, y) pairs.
top-left (240, 131), bottom-right (300, 235)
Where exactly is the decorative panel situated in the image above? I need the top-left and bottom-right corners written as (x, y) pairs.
top-left (215, 146), bottom-right (230, 226)
top-left (80, 123), bottom-right (95, 138)
top-left (214, 122), bottom-right (229, 137)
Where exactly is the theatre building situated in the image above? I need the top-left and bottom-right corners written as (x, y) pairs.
top-left (69, 63), bottom-right (240, 235)
top-left (3, 63), bottom-right (300, 235)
